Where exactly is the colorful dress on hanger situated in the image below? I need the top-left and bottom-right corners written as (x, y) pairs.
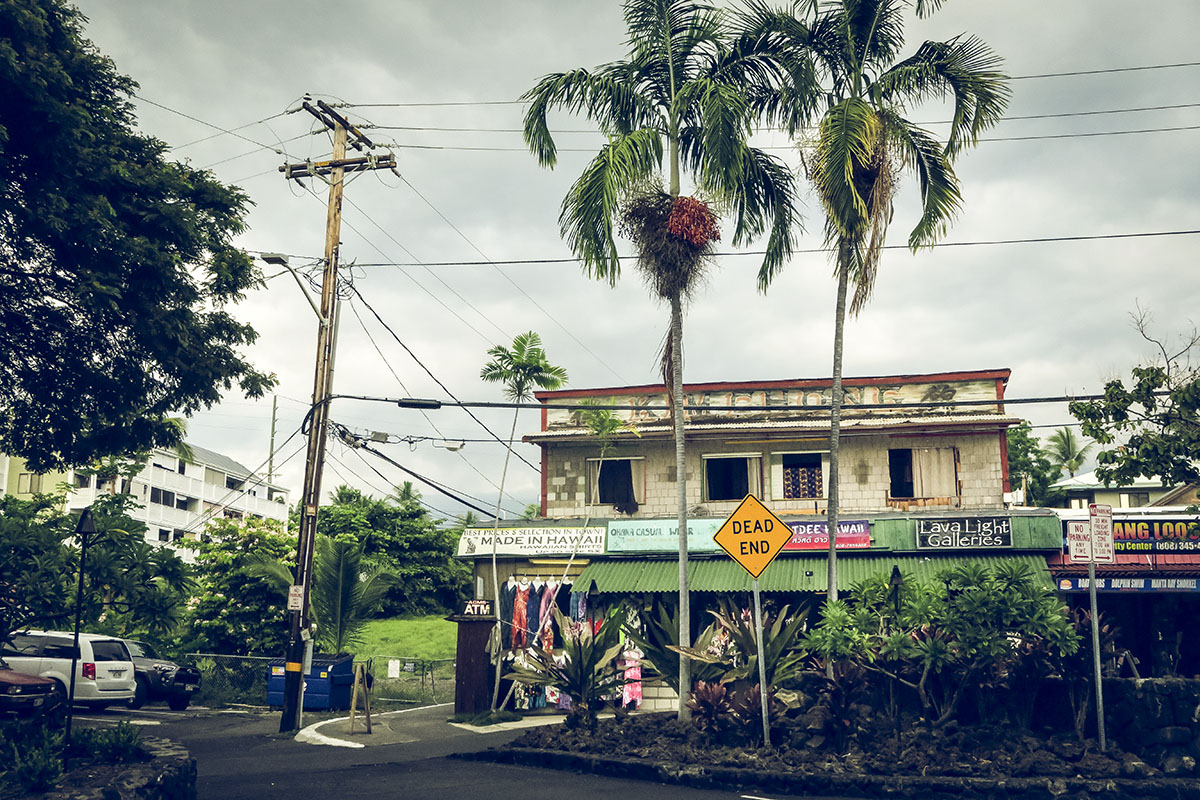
top-left (512, 584), bottom-right (531, 649)
top-left (621, 647), bottom-right (643, 709)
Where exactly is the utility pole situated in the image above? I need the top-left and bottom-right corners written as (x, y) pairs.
top-left (267, 394), bottom-right (278, 483)
top-left (277, 100), bottom-right (395, 734)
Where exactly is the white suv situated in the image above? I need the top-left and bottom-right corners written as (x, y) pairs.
top-left (0, 631), bottom-right (136, 709)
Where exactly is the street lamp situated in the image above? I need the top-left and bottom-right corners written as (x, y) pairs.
top-left (65, 507), bottom-right (97, 754)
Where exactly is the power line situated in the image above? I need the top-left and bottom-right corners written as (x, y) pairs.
top-left (1008, 61), bottom-right (1200, 80)
top-left (170, 111), bottom-right (291, 150)
top-left (384, 168), bottom-right (628, 383)
top-left (337, 448), bottom-right (464, 520)
top-left (135, 95), bottom-right (298, 159)
top-left (344, 228), bottom-right (1200, 268)
top-left (347, 285), bottom-right (542, 473)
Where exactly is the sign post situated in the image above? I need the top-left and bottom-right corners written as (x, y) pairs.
top-left (713, 495), bottom-right (793, 748)
top-left (1077, 504), bottom-right (1114, 751)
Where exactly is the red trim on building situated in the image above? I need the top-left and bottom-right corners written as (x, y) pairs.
top-left (541, 405), bottom-right (548, 432)
top-left (534, 369), bottom-right (1012, 402)
top-left (540, 445), bottom-right (548, 518)
top-left (999, 430), bottom-right (1011, 493)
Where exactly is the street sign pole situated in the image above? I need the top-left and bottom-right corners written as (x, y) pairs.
top-left (1088, 503), bottom-right (1114, 752)
top-left (752, 578), bottom-right (770, 746)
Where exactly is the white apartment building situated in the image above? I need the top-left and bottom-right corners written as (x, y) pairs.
top-left (1, 444), bottom-right (290, 562)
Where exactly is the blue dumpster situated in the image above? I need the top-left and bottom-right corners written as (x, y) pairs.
top-left (266, 655), bottom-right (356, 710)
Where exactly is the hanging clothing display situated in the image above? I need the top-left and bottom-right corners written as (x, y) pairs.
top-left (499, 580), bottom-right (517, 649)
top-left (538, 580), bottom-right (559, 650)
top-left (511, 583), bottom-right (531, 649)
top-left (621, 647), bottom-right (643, 709)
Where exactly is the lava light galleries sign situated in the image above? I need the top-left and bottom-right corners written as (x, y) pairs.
top-left (784, 520), bottom-right (871, 551)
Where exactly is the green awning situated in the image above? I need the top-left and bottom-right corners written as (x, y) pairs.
top-left (575, 553), bottom-right (1052, 594)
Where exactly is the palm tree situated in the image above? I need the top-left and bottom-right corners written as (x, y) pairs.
top-left (747, 0), bottom-right (1009, 603)
top-left (1047, 427), bottom-right (1093, 479)
top-left (480, 330), bottom-right (567, 710)
top-left (522, 0), bottom-right (800, 718)
top-left (249, 533), bottom-right (398, 654)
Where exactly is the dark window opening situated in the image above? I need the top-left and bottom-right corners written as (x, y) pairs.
top-left (150, 487), bottom-right (176, 507)
top-left (597, 459), bottom-right (638, 514)
top-left (1124, 492), bottom-right (1150, 507)
top-left (177, 460), bottom-right (186, 474)
top-left (74, 473), bottom-right (91, 489)
top-left (782, 454), bottom-right (823, 499)
top-left (706, 458), bottom-right (749, 502)
top-left (889, 449), bottom-right (915, 498)
top-left (225, 476), bottom-right (244, 491)
top-left (175, 495), bottom-right (190, 511)
top-left (173, 529), bottom-right (186, 542)
top-left (158, 528), bottom-right (171, 542)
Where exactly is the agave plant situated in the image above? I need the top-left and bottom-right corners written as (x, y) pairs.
top-left (626, 597), bottom-right (727, 694)
top-left (505, 607), bottom-right (631, 728)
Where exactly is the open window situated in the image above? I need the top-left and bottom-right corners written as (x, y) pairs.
top-left (770, 452), bottom-right (828, 500)
top-left (586, 457), bottom-right (646, 514)
top-left (888, 447), bottom-right (958, 498)
top-left (703, 454), bottom-right (763, 502)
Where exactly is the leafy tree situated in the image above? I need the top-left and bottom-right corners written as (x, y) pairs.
top-left (0, 0), bottom-right (274, 471)
top-left (746, 0), bottom-right (1009, 602)
top-left (1006, 422), bottom-right (1066, 506)
top-left (1045, 427), bottom-right (1093, 479)
top-left (1071, 318), bottom-right (1200, 487)
top-left (181, 517), bottom-right (295, 656)
top-left (480, 330), bottom-right (567, 710)
top-left (0, 492), bottom-right (188, 646)
top-left (805, 563), bottom-right (1078, 727)
top-left (522, 0), bottom-right (800, 716)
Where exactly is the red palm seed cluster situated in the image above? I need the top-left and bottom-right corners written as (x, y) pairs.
top-left (665, 196), bottom-right (720, 248)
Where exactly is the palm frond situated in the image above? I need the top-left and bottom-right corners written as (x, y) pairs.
top-left (673, 77), bottom-right (750, 193)
top-left (878, 109), bottom-right (962, 250)
top-left (521, 67), bottom-right (661, 167)
top-left (873, 34), bottom-right (1009, 157)
top-left (559, 129), bottom-right (664, 285)
top-left (811, 96), bottom-right (878, 241)
top-left (481, 331), bottom-right (569, 402)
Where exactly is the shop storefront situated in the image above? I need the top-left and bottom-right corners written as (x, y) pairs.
top-left (455, 510), bottom-right (1063, 712)
top-left (1049, 512), bottom-right (1200, 678)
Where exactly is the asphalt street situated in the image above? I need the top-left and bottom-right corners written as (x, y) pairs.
top-left (73, 703), bottom-right (834, 800)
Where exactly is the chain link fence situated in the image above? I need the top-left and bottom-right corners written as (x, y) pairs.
top-left (364, 656), bottom-right (455, 705)
top-left (186, 653), bottom-right (271, 707)
top-left (184, 653), bottom-right (456, 708)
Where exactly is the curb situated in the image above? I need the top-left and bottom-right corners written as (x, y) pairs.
top-left (296, 702), bottom-right (452, 748)
top-left (456, 747), bottom-right (1200, 800)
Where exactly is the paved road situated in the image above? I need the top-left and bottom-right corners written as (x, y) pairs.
top-left (73, 704), bottom-right (821, 800)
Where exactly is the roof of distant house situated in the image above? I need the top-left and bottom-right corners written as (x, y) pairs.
top-left (1051, 470), bottom-right (1172, 491)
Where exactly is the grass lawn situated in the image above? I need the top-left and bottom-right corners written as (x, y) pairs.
top-left (352, 615), bottom-right (457, 661)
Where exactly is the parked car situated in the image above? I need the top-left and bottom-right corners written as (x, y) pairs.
top-left (123, 640), bottom-right (201, 711)
top-left (0, 630), bottom-right (136, 710)
top-left (0, 655), bottom-right (63, 720)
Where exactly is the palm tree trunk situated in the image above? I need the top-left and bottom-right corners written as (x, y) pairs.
top-left (671, 293), bottom-right (691, 721)
top-left (489, 404), bottom-right (520, 712)
top-left (827, 243), bottom-right (850, 605)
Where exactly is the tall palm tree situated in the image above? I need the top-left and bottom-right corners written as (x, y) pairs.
top-left (522, 0), bottom-right (800, 718)
top-left (480, 330), bottom-right (567, 710)
top-left (748, 0), bottom-right (1009, 602)
top-left (1047, 427), bottom-right (1093, 479)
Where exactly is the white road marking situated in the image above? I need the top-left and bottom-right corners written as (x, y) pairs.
top-left (295, 702), bottom-right (453, 748)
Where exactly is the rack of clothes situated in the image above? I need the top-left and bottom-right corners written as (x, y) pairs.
top-left (494, 576), bottom-right (642, 711)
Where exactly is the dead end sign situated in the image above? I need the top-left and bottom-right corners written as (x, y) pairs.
top-left (713, 495), bottom-right (794, 579)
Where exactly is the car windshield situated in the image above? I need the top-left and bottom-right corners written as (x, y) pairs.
top-left (125, 641), bottom-right (157, 659)
top-left (91, 640), bottom-right (130, 662)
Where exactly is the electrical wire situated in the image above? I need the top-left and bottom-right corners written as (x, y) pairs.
top-left (169, 110), bottom-right (291, 150)
top-left (343, 228), bottom-right (1200, 268)
top-left (346, 284), bottom-right (541, 473)
top-left (384, 168), bottom-right (629, 384)
top-left (342, 445), bottom-right (499, 521)
top-left (135, 95), bottom-right (300, 160)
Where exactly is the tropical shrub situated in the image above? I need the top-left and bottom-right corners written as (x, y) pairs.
top-left (626, 598), bottom-right (727, 694)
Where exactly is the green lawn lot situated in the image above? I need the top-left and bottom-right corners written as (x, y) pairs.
top-left (352, 616), bottom-right (458, 705)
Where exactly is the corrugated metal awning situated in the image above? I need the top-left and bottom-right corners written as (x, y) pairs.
top-left (575, 553), bottom-right (1052, 594)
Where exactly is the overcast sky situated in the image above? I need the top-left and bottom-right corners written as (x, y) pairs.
top-left (70, 0), bottom-right (1200, 521)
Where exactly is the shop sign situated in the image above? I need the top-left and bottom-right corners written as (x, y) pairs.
top-left (1058, 577), bottom-right (1200, 592)
top-left (784, 519), bottom-right (871, 550)
top-left (916, 517), bottom-right (1012, 550)
top-left (1110, 517), bottom-right (1200, 553)
top-left (457, 526), bottom-right (605, 557)
top-left (606, 518), bottom-right (722, 553)
top-left (460, 599), bottom-right (492, 616)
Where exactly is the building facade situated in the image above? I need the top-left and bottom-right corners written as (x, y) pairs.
top-left (0, 444), bottom-right (289, 561)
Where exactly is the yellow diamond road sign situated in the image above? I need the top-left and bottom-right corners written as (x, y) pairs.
top-left (713, 494), bottom-right (793, 579)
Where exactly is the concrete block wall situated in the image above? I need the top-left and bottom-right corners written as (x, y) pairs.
top-left (542, 432), bottom-right (1006, 519)
top-left (639, 678), bottom-right (679, 712)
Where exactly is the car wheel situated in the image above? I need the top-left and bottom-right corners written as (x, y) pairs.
top-left (167, 695), bottom-right (190, 711)
top-left (129, 677), bottom-right (148, 710)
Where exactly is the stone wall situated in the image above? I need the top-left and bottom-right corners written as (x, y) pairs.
top-left (1106, 678), bottom-right (1200, 775)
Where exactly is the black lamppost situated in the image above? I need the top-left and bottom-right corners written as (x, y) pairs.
top-left (65, 507), bottom-right (96, 754)
top-left (888, 565), bottom-right (904, 753)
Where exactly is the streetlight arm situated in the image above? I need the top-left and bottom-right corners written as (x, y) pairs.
top-left (260, 253), bottom-right (327, 324)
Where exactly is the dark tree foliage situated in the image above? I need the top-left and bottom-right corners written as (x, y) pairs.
top-left (1070, 319), bottom-right (1200, 488)
top-left (316, 486), bottom-right (470, 616)
top-left (180, 517), bottom-right (294, 656)
top-left (0, 0), bottom-right (274, 471)
top-left (0, 492), bottom-right (190, 646)
top-left (1006, 422), bottom-right (1066, 507)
